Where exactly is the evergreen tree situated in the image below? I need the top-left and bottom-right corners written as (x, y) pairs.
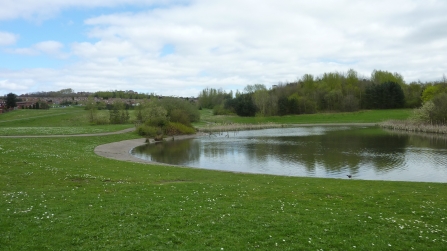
top-left (6, 93), bottom-right (17, 109)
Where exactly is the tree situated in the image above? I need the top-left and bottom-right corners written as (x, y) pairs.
top-left (84, 96), bottom-right (99, 123)
top-left (371, 70), bottom-right (404, 86)
top-left (430, 93), bottom-right (447, 124)
top-left (277, 96), bottom-right (289, 116)
top-left (341, 95), bottom-right (360, 112)
top-left (198, 88), bottom-right (232, 109)
top-left (364, 81), bottom-right (405, 109)
top-left (109, 100), bottom-right (129, 124)
top-left (252, 85), bottom-right (269, 116)
top-left (6, 93), bottom-right (17, 109)
top-left (157, 97), bottom-right (200, 124)
top-left (413, 93), bottom-right (447, 125)
top-left (404, 82), bottom-right (423, 108)
top-left (421, 85), bottom-right (443, 103)
top-left (226, 93), bottom-right (257, 116)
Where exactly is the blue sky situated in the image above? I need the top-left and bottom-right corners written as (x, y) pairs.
top-left (1, 0), bottom-right (447, 97)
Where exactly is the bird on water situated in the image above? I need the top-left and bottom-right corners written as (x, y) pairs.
top-left (347, 175), bottom-right (352, 178)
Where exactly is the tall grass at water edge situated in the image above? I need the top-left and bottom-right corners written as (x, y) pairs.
top-left (380, 120), bottom-right (447, 134)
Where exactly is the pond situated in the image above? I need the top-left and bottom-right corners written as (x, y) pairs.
top-left (131, 126), bottom-right (447, 182)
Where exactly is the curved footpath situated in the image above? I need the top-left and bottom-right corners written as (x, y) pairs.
top-left (0, 127), bottom-right (136, 138)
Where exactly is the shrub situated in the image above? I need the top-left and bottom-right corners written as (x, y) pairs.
top-left (136, 125), bottom-right (159, 137)
top-left (145, 116), bottom-right (168, 127)
top-left (412, 93), bottom-right (447, 125)
top-left (163, 122), bottom-right (196, 136)
top-left (158, 97), bottom-right (200, 123)
top-left (91, 114), bottom-right (109, 125)
top-left (170, 109), bottom-right (191, 126)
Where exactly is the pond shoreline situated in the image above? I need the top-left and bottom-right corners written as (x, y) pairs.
top-left (94, 133), bottom-right (206, 165)
top-left (94, 123), bottom-right (376, 165)
top-left (199, 122), bottom-right (377, 132)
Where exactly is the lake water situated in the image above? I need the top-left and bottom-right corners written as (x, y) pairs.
top-left (131, 126), bottom-right (447, 182)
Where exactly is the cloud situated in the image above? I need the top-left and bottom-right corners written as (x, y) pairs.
top-left (0, 79), bottom-right (33, 94)
top-left (34, 41), bottom-right (66, 57)
top-left (0, 31), bottom-right (18, 46)
top-left (1, 0), bottom-right (447, 97)
top-left (6, 40), bottom-right (67, 58)
top-left (0, 0), bottom-right (188, 21)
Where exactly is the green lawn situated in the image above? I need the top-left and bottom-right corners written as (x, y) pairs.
top-left (195, 109), bottom-right (413, 127)
top-left (0, 106), bottom-right (133, 135)
top-left (1, 134), bottom-right (446, 250)
top-left (1, 107), bottom-right (446, 250)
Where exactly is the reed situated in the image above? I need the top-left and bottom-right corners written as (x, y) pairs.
top-left (379, 120), bottom-right (447, 134)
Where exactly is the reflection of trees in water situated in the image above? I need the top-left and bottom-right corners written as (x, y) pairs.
top-left (384, 129), bottom-right (447, 149)
top-left (202, 142), bottom-right (236, 159)
top-left (133, 127), bottom-right (415, 174)
top-left (245, 128), bottom-right (409, 174)
top-left (133, 139), bottom-right (201, 165)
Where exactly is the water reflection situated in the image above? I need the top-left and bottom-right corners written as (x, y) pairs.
top-left (131, 126), bottom-right (447, 182)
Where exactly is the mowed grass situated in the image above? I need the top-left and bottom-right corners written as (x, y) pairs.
top-left (196, 109), bottom-right (413, 126)
top-left (0, 106), bottom-right (133, 135)
top-left (1, 133), bottom-right (447, 250)
top-left (2, 107), bottom-right (446, 250)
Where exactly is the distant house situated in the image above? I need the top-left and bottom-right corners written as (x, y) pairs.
top-left (16, 101), bottom-right (35, 109)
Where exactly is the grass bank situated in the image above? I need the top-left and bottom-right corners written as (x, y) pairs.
top-left (1, 133), bottom-right (447, 250)
top-left (0, 106), bottom-right (133, 136)
top-left (195, 109), bottom-right (413, 132)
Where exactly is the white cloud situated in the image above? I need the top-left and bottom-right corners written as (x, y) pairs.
top-left (6, 40), bottom-right (67, 58)
top-left (0, 79), bottom-right (34, 94)
top-left (1, 0), bottom-right (447, 96)
top-left (0, 31), bottom-right (18, 46)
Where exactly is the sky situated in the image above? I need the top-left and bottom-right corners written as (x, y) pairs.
top-left (0, 0), bottom-right (446, 97)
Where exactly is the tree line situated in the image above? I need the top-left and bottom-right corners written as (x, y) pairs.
top-left (198, 70), bottom-right (447, 123)
top-left (93, 90), bottom-right (153, 100)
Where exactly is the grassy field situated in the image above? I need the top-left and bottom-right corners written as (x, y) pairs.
top-left (195, 109), bottom-right (413, 127)
top-left (1, 108), bottom-right (446, 250)
top-left (0, 106), bottom-right (133, 135)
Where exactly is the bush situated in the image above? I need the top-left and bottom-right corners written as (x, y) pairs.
top-left (170, 109), bottom-right (191, 126)
top-left (91, 114), bottom-right (109, 125)
top-left (145, 117), bottom-right (168, 127)
top-left (412, 93), bottom-right (447, 125)
top-left (136, 125), bottom-right (160, 137)
top-left (158, 97), bottom-right (200, 123)
top-left (163, 122), bottom-right (196, 136)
